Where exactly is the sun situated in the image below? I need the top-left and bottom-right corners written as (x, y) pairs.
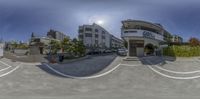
top-left (96, 20), bottom-right (104, 25)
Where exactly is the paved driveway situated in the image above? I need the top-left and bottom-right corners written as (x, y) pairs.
top-left (0, 55), bottom-right (200, 98)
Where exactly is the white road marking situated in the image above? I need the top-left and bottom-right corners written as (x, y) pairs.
top-left (43, 63), bottom-right (122, 79)
top-left (0, 63), bottom-right (21, 78)
top-left (0, 61), bottom-right (12, 67)
top-left (146, 60), bottom-right (200, 74)
top-left (120, 64), bottom-right (140, 67)
top-left (0, 66), bottom-right (11, 72)
top-left (0, 61), bottom-right (12, 72)
top-left (145, 59), bottom-right (200, 80)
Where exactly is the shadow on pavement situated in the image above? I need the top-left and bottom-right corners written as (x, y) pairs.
top-left (36, 54), bottom-right (118, 78)
top-left (140, 56), bottom-right (177, 66)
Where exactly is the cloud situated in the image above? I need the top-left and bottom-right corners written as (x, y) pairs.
top-left (0, 0), bottom-right (200, 41)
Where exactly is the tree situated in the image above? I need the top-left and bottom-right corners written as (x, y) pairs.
top-left (61, 37), bottom-right (70, 52)
top-left (73, 40), bottom-right (86, 56)
top-left (72, 38), bottom-right (78, 43)
top-left (189, 37), bottom-right (200, 46)
top-left (49, 40), bottom-right (61, 54)
top-left (11, 41), bottom-right (18, 49)
top-left (70, 38), bottom-right (86, 57)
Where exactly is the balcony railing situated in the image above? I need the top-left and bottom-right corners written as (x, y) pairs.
top-left (121, 29), bottom-right (164, 41)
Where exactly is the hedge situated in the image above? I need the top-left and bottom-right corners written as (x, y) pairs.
top-left (163, 45), bottom-right (200, 57)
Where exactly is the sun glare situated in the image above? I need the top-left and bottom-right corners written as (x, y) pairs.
top-left (96, 20), bottom-right (104, 25)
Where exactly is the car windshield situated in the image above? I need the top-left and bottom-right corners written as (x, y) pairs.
top-left (0, 0), bottom-right (200, 99)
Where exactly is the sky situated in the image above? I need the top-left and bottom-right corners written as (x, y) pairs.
top-left (0, 0), bottom-right (200, 42)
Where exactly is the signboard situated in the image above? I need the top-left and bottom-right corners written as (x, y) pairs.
top-left (160, 44), bottom-right (168, 48)
top-left (143, 31), bottom-right (155, 39)
top-left (0, 43), bottom-right (4, 57)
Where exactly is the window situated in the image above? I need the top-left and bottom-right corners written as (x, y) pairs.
top-left (79, 29), bottom-right (83, 33)
top-left (95, 29), bottom-right (98, 32)
top-left (95, 34), bottom-right (98, 38)
top-left (85, 33), bottom-right (92, 37)
top-left (124, 31), bottom-right (137, 33)
top-left (102, 42), bottom-right (105, 47)
top-left (102, 36), bottom-right (105, 39)
top-left (95, 40), bottom-right (98, 44)
top-left (79, 35), bottom-right (83, 39)
top-left (85, 28), bottom-right (92, 31)
top-left (102, 31), bottom-right (105, 34)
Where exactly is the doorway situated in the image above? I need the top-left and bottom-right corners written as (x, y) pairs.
top-left (144, 43), bottom-right (154, 55)
top-left (129, 41), bottom-right (136, 56)
top-left (129, 40), bottom-right (144, 56)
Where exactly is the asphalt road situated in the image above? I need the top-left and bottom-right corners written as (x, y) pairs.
top-left (0, 55), bottom-right (200, 99)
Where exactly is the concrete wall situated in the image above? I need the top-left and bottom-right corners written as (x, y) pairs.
top-left (14, 49), bottom-right (28, 56)
top-left (136, 47), bottom-right (144, 56)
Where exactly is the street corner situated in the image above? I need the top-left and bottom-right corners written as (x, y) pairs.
top-left (0, 58), bottom-right (21, 78)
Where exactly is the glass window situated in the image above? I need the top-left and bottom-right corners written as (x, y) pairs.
top-left (102, 31), bottom-right (105, 34)
top-left (95, 34), bottom-right (98, 38)
top-left (95, 29), bottom-right (98, 32)
top-left (79, 29), bottom-right (83, 33)
top-left (85, 28), bottom-right (92, 31)
top-left (85, 33), bottom-right (92, 37)
top-left (124, 31), bottom-right (137, 33)
top-left (79, 35), bottom-right (83, 39)
top-left (102, 36), bottom-right (105, 39)
top-left (95, 40), bottom-right (98, 44)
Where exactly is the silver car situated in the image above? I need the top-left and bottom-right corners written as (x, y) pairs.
top-left (117, 49), bottom-right (127, 56)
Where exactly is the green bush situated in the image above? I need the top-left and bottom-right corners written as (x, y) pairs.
top-left (163, 45), bottom-right (200, 57)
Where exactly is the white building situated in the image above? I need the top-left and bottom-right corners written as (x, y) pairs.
top-left (78, 23), bottom-right (123, 52)
top-left (47, 29), bottom-right (69, 41)
top-left (171, 35), bottom-right (183, 43)
top-left (29, 35), bottom-right (60, 55)
top-left (110, 35), bottom-right (124, 49)
top-left (121, 19), bottom-right (173, 57)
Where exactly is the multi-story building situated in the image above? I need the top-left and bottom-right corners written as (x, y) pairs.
top-left (29, 32), bottom-right (60, 55)
top-left (121, 19), bottom-right (175, 56)
top-left (171, 35), bottom-right (183, 43)
top-left (47, 29), bottom-right (69, 41)
top-left (78, 23), bottom-right (123, 53)
top-left (110, 35), bottom-right (124, 49)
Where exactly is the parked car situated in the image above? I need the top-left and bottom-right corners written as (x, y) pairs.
top-left (104, 49), bottom-right (112, 53)
top-left (117, 48), bottom-right (127, 56)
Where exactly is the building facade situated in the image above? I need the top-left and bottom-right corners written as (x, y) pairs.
top-left (47, 29), bottom-right (69, 41)
top-left (110, 35), bottom-right (124, 49)
top-left (171, 35), bottom-right (183, 43)
top-left (78, 23), bottom-right (123, 53)
top-left (121, 19), bottom-right (174, 57)
top-left (29, 32), bottom-right (60, 55)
